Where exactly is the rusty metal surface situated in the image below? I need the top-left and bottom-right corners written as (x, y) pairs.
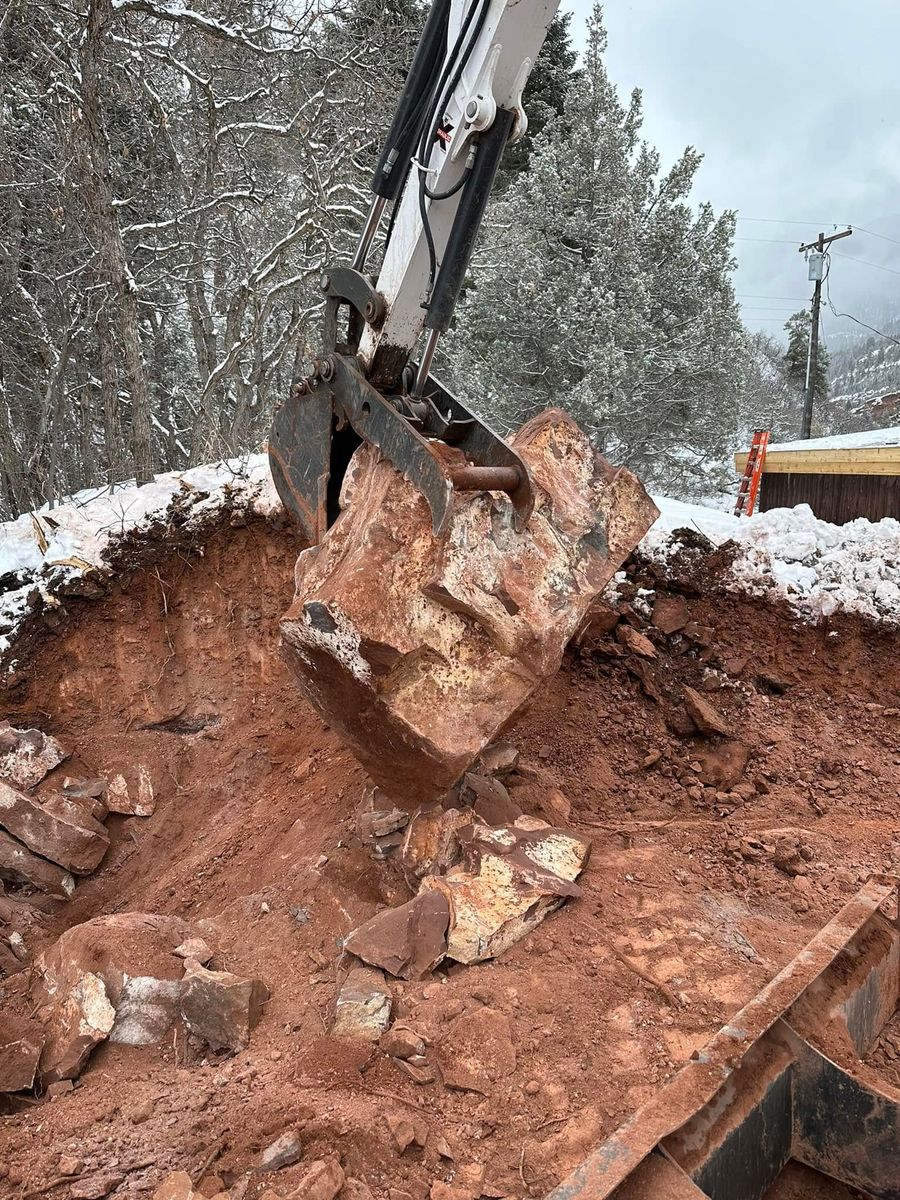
top-left (268, 354), bottom-right (536, 541)
top-left (791, 1029), bottom-right (900, 1199)
top-left (544, 876), bottom-right (899, 1200)
top-left (268, 383), bottom-right (333, 543)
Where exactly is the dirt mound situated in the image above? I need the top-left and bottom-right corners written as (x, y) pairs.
top-left (1, 514), bottom-right (899, 1199)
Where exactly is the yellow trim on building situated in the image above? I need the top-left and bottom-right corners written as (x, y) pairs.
top-left (734, 446), bottom-right (900, 477)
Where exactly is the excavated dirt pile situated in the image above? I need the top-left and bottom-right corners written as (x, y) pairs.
top-left (1, 509), bottom-right (900, 1200)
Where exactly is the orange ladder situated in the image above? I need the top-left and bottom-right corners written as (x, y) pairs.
top-left (734, 429), bottom-right (770, 517)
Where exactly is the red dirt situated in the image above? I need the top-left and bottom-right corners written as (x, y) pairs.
top-left (1, 516), bottom-right (900, 1199)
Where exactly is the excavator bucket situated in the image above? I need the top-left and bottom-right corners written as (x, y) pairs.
top-left (547, 875), bottom-right (900, 1200)
top-left (278, 408), bottom-right (659, 803)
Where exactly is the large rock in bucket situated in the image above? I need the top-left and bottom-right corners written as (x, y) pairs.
top-left (280, 409), bottom-right (658, 801)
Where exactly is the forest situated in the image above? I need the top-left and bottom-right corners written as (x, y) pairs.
top-left (1, 0), bottom-right (805, 520)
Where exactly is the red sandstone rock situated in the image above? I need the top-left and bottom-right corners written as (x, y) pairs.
top-left (287, 1158), bottom-right (345, 1200)
top-left (0, 781), bottom-right (108, 874)
top-left (280, 410), bottom-right (658, 801)
top-left (421, 818), bottom-right (589, 965)
top-left (31, 912), bottom-right (197, 1046)
top-left (696, 740), bottom-right (751, 788)
top-left (381, 1023), bottom-right (425, 1060)
top-left (343, 891), bottom-right (450, 980)
top-left (44, 790), bottom-right (108, 826)
top-left (105, 767), bottom-right (156, 816)
top-left (331, 966), bottom-right (392, 1041)
top-left (0, 1014), bottom-right (44, 1091)
top-left (439, 1006), bottom-right (515, 1094)
top-left (0, 829), bottom-right (75, 898)
top-left (0, 724), bottom-right (68, 789)
top-left (616, 625), bottom-right (657, 658)
top-left (38, 971), bottom-right (115, 1083)
top-left (651, 595), bottom-right (691, 635)
top-left (683, 687), bottom-right (730, 737)
top-left (180, 960), bottom-right (269, 1051)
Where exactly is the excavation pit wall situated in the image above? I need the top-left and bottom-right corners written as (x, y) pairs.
top-left (1, 512), bottom-right (900, 1199)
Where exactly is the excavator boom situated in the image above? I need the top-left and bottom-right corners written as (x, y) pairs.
top-left (268, 0), bottom-right (559, 543)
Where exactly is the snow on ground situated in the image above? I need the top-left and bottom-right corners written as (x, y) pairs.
top-left (0, 455), bottom-right (280, 660)
top-left (644, 495), bottom-right (900, 624)
top-left (2, 455), bottom-right (899, 667)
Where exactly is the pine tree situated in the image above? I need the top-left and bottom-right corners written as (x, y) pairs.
top-left (500, 12), bottom-right (579, 179)
top-left (447, 3), bottom-right (744, 496)
top-left (783, 310), bottom-right (828, 403)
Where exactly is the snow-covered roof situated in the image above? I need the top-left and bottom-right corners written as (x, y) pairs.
top-left (767, 427), bottom-right (900, 452)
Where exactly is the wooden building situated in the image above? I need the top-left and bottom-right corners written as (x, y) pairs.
top-left (734, 428), bottom-right (900, 524)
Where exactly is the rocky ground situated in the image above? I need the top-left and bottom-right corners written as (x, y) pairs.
top-left (1, 512), bottom-right (899, 1200)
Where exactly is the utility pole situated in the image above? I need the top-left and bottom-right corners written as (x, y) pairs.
top-left (797, 227), bottom-right (852, 438)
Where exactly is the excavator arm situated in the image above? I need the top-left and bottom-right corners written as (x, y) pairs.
top-left (268, 0), bottom-right (560, 543)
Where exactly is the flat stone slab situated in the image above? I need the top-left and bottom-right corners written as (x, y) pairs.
top-left (0, 781), bottom-right (109, 874)
top-left (0, 1014), bottom-right (45, 1092)
top-left (0, 828), bottom-right (75, 898)
top-left (281, 409), bottom-right (658, 801)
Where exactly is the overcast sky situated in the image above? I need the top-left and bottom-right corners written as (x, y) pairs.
top-left (561, 0), bottom-right (900, 341)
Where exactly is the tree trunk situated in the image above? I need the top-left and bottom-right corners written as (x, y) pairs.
top-left (79, 0), bottom-right (154, 484)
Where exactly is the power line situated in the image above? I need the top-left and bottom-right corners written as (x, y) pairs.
top-left (852, 226), bottom-right (900, 249)
top-left (830, 250), bottom-right (900, 277)
top-left (823, 254), bottom-right (900, 347)
top-left (737, 216), bottom-right (842, 227)
top-left (735, 236), bottom-right (801, 245)
top-left (737, 293), bottom-right (809, 302)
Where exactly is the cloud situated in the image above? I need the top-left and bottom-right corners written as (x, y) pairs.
top-left (561, 0), bottom-right (900, 328)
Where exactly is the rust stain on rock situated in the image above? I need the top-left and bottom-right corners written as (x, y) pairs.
top-left (280, 410), bottom-right (658, 801)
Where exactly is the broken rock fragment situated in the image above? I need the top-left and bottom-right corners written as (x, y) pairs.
top-left (0, 781), bottom-right (109, 874)
top-left (0, 1014), bottom-right (44, 1092)
top-left (287, 1157), bottom-right (345, 1200)
top-left (0, 828), bottom-right (75, 899)
top-left (332, 966), bottom-right (392, 1041)
top-left (258, 1130), bottom-right (303, 1171)
top-left (38, 971), bottom-right (115, 1083)
top-left (280, 410), bottom-right (658, 802)
top-left (173, 936), bottom-right (214, 964)
top-left (32, 912), bottom-right (199, 1047)
top-left (399, 804), bottom-right (472, 883)
top-left (651, 595), bottom-right (690, 635)
top-left (343, 890), bottom-right (450, 980)
top-left (152, 1174), bottom-right (196, 1200)
top-left (696, 740), bottom-right (751, 789)
top-left (386, 1110), bottom-right (428, 1153)
top-left (421, 819), bottom-right (589, 965)
top-left (683, 687), bottom-right (730, 737)
top-left (381, 1023), bottom-right (425, 1060)
top-left (42, 791), bottom-right (108, 829)
top-left (105, 768), bottom-right (156, 817)
top-left (356, 786), bottom-right (410, 858)
top-left (0, 724), bottom-right (68, 789)
top-left (181, 960), bottom-right (269, 1051)
top-left (616, 625), bottom-right (656, 658)
top-left (70, 1174), bottom-right (125, 1200)
top-left (476, 741), bottom-right (519, 778)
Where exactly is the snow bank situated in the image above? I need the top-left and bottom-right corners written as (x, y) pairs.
top-left (0, 454), bottom-right (281, 661)
top-left (644, 496), bottom-right (900, 624)
top-left (2, 455), bottom-right (899, 668)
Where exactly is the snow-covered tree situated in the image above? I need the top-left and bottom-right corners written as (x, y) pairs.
top-left (783, 310), bottom-right (828, 405)
top-left (447, 4), bottom-right (745, 496)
